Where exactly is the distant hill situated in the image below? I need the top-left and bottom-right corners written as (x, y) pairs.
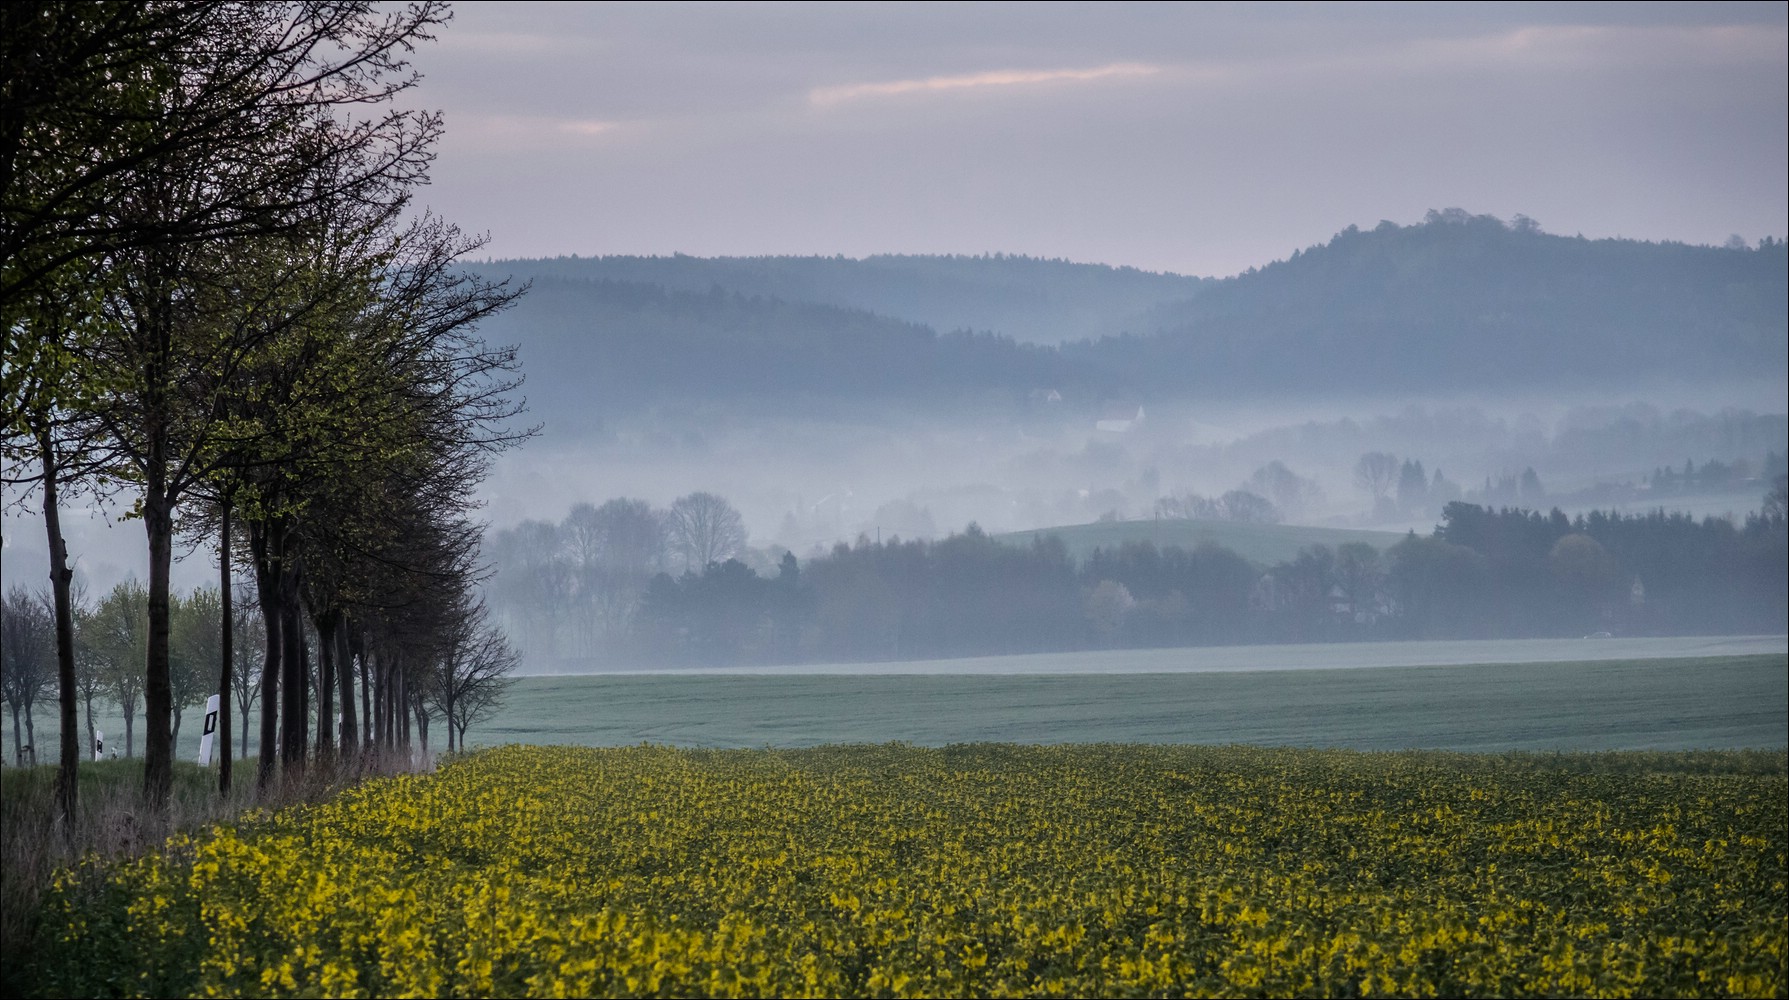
top-left (466, 253), bottom-right (1208, 345)
top-left (477, 276), bottom-right (1101, 431)
top-left (998, 519), bottom-right (1407, 568)
top-left (467, 213), bottom-right (1786, 424)
top-left (1068, 210), bottom-right (1787, 394)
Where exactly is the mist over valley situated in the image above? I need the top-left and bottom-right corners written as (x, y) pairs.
top-left (439, 213), bottom-right (1789, 672)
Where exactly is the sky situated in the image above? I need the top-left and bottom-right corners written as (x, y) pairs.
top-left (408, 1), bottom-right (1788, 277)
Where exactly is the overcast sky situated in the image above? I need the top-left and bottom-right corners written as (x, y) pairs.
top-left (409, 2), bottom-right (1786, 276)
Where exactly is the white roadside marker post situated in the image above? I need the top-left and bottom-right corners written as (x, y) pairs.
top-left (198, 694), bottom-right (221, 766)
top-left (93, 729), bottom-right (104, 762)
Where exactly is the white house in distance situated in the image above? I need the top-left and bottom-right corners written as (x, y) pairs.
top-left (1096, 404), bottom-right (1145, 433)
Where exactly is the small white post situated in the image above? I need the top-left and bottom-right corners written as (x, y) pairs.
top-left (198, 694), bottom-right (221, 766)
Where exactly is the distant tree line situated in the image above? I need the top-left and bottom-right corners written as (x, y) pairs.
top-left (1648, 454), bottom-right (1784, 494)
top-left (485, 485), bottom-right (1786, 667)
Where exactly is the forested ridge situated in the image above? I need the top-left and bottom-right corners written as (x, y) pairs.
top-left (470, 212), bottom-right (1787, 424)
top-left (1074, 210), bottom-right (1789, 393)
top-left (463, 252), bottom-right (1207, 346)
top-left (484, 277), bottom-right (1090, 429)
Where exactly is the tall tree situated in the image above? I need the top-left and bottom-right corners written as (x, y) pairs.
top-left (668, 492), bottom-right (747, 572)
top-left (6, 1), bottom-right (451, 810)
top-left (0, 586), bottom-right (55, 764)
top-left (88, 579), bottom-right (148, 756)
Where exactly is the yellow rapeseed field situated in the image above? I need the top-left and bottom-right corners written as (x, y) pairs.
top-left (26, 744), bottom-right (1789, 998)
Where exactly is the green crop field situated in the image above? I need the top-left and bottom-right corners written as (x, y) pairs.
top-left (6, 648), bottom-right (1782, 769)
top-left (995, 518), bottom-right (1408, 566)
top-left (478, 654), bottom-right (1787, 752)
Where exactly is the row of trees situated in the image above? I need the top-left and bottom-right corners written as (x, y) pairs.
top-left (1145, 460), bottom-right (1328, 526)
top-left (0, 576), bottom-right (513, 768)
top-left (3, 581), bottom-right (251, 763)
top-left (529, 488), bottom-right (1784, 666)
top-left (1648, 455), bottom-right (1783, 494)
top-left (2, 3), bottom-right (522, 825)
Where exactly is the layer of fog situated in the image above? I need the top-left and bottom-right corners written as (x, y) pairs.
top-left (521, 635), bottom-right (1789, 678)
top-left (487, 380), bottom-right (1785, 563)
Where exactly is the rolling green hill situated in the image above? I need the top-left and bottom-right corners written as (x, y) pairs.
top-left (996, 518), bottom-right (1407, 567)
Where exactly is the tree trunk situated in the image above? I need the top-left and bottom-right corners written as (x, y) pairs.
top-left (9, 704), bottom-right (21, 764)
top-left (383, 655), bottom-right (396, 752)
top-left (387, 653), bottom-right (398, 752)
top-left (336, 618), bottom-right (356, 758)
top-left (41, 437), bottom-right (80, 832)
top-left (357, 636), bottom-right (370, 749)
top-left (369, 651), bottom-right (383, 750)
top-left (279, 570), bottom-right (305, 770)
top-left (250, 521), bottom-right (282, 790)
top-left (236, 626), bottom-right (254, 761)
top-left (218, 506), bottom-right (233, 794)
top-left (142, 404), bottom-right (175, 810)
top-left (315, 610), bottom-right (334, 758)
top-left (397, 663), bottom-right (410, 757)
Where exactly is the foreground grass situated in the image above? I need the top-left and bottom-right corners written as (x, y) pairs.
top-left (17, 744), bottom-right (1789, 998)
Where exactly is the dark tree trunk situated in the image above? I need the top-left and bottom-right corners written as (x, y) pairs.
top-left (357, 635), bottom-right (370, 749)
top-left (141, 293), bottom-right (176, 809)
top-left (40, 436), bottom-right (80, 832)
top-left (279, 570), bottom-right (305, 770)
top-left (335, 615), bottom-right (356, 757)
top-left (250, 521), bottom-right (282, 790)
top-left (217, 506), bottom-right (232, 794)
top-left (396, 662), bottom-right (410, 756)
top-left (383, 655), bottom-right (396, 751)
top-left (315, 609), bottom-right (335, 757)
top-left (369, 651), bottom-right (383, 750)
